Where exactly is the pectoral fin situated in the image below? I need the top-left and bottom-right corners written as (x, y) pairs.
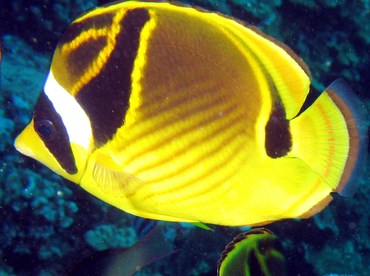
top-left (91, 152), bottom-right (142, 197)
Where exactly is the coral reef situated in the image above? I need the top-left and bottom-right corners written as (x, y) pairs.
top-left (84, 224), bottom-right (137, 251)
top-left (1, 0), bottom-right (369, 275)
top-left (1, 0), bottom-right (97, 51)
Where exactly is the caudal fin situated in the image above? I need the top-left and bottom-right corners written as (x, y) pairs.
top-left (290, 79), bottom-right (368, 197)
top-left (323, 79), bottom-right (368, 196)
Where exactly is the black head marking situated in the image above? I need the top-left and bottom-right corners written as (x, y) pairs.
top-left (76, 8), bottom-right (151, 146)
top-left (59, 13), bottom-right (114, 45)
top-left (34, 92), bottom-right (77, 174)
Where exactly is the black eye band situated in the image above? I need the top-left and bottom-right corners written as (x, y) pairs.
top-left (33, 92), bottom-right (78, 174)
top-left (35, 119), bottom-right (56, 141)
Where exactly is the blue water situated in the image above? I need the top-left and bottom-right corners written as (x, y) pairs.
top-left (1, 1), bottom-right (369, 275)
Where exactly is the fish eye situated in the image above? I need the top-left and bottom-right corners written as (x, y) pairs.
top-left (35, 120), bottom-right (56, 141)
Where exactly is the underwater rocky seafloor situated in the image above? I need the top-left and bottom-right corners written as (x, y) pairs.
top-left (1, 0), bottom-right (369, 275)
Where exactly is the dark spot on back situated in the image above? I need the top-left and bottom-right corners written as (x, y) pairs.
top-left (265, 103), bottom-right (292, 158)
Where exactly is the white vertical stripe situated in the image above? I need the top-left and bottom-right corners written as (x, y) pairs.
top-left (44, 71), bottom-right (92, 150)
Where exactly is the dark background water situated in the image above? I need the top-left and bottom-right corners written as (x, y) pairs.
top-left (0, 0), bottom-right (369, 275)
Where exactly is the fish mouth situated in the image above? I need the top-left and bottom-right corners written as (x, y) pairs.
top-left (14, 122), bottom-right (38, 159)
top-left (15, 135), bottom-right (35, 159)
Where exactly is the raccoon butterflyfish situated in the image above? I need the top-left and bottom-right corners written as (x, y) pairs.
top-left (217, 228), bottom-right (286, 276)
top-left (14, 1), bottom-right (367, 226)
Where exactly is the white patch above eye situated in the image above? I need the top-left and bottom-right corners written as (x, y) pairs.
top-left (44, 71), bottom-right (92, 150)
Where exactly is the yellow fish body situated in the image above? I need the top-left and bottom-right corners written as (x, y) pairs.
top-left (15, 1), bottom-right (367, 226)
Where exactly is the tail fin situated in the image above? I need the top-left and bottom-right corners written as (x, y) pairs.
top-left (290, 79), bottom-right (368, 196)
top-left (324, 79), bottom-right (368, 196)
